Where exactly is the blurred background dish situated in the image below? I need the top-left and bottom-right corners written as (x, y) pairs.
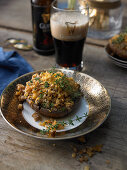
top-left (108, 29), bottom-right (127, 60)
top-left (105, 28), bottom-right (127, 68)
top-left (80, 0), bottom-right (123, 39)
top-left (105, 44), bottom-right (127, 68)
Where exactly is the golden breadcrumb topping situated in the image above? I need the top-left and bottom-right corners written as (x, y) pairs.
top-left (24, 70), bottom-right (81, 112)
top-left (111, 29), bottom-right (127, 50)
top-left (39, 119), bottom-right (65, 130)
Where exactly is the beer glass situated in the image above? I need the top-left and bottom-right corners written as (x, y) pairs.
top-left (50, 0), bottom-right (89, 71)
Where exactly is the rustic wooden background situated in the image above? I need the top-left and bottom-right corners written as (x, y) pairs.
top-left (0, 0), bottom-right (127, 170)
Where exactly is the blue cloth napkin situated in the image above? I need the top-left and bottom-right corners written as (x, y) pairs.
top-left (0, 47), bottom-right (34, 95)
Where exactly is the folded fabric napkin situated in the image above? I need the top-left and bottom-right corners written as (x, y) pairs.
top-left (0, 47), bottom-right (33, 95)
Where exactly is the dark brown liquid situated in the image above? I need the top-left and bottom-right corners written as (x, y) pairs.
top-left (31, 0), bottom-right (54, 55)
top-left (53, 38), bottom-right (86, 67)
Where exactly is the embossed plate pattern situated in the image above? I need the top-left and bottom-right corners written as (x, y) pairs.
top-left (0, 69), bottom-right (111, 140)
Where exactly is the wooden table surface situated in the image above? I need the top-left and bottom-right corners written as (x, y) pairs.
top-left (0, 1), bottom-right (127, 170)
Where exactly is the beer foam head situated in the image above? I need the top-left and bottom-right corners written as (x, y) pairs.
top-left (50, 12), bottom-right (88, 41)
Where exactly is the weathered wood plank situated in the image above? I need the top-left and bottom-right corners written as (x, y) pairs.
top-left (0, 28), bottom-right (127, 170)
top-left (0, 0), bottom-right (126, 48)
top-left (0, 0), bottom-right (32, 31)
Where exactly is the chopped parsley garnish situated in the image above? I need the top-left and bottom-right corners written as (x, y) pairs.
top-left (49, 102), bottom-right (54, 108)
top-left (48, 67), bottom-right (57, 74)
top-left (34, 77), bottom-right (40, 81)
top-left (55, 75), bottom-right (70, 90)
top-left (40, 112), bottom-right (88, 136)
top-left (42, 103), bottom-right (46, 108)
top-left (55, 74), bottom-right (81, 100)
top-left (112, 28), bottom-right (127, 44)
top-left (61, 107), bottom-right (66, 112)
top-left (112, 33), bottom-right (125, 44)
top-left (55, 73), bottom-right (61, 78)
top-left (68, 119), bottom-right (74, 126)
top-left (40, 129), bottom-right (47, 135)
top-left (44, 82), bottom-right (49, 88)
top-left (39, 93), bottom-right (43, 99)
top-left (76, 115), bottom-right (82, 122)
top-left (71, 91), bottom-right (82, 101)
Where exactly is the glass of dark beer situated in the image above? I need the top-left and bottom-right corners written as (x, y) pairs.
top-left (50, 0), bottom-right (89, 71)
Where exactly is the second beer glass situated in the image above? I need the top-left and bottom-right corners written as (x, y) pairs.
top-left (50, 0), bottom-right (89, 71)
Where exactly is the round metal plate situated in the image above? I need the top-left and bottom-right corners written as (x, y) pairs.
top-left (0, 69), bottom-right (111, 140)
